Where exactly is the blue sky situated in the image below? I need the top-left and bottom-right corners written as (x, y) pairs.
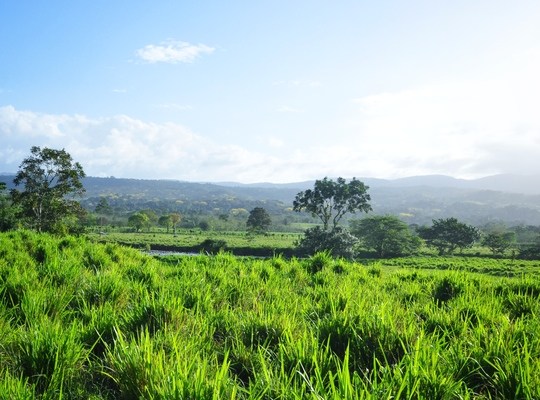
top-left (1, 1), bottom-right (539, 182)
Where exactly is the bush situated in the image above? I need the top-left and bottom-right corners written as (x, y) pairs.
top-left (296, 226), bottom-right (358, 260)
top-left (198, 239), bottom-right (227, 254)
top-left (306, 251), bottom-right (333, 274)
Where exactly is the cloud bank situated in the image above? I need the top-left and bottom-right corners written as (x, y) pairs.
top-left (1, 80), bottom-right (539, 184)
top-left (348, 77), bottom-right (540, 178)
top-left (0, 106), bottom-right (282, 182)
top-left (136, 40), bottom-right (214, 64)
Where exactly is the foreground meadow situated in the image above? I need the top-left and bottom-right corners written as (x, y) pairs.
top-left (1, 231), bottom-right (539, 398)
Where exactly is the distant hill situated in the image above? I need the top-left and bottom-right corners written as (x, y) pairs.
top-left (2, 173), bottom-right (540, 226)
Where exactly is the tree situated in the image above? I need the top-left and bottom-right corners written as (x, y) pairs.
top-left (350, 215), bottom-right (421, 257)
top-left (0, 181), bottom-right (19, 231)
top-left (170, 213), bottom-right (181, 234)
top-left (128, 212), bottom-right (150, 232)
top-left (417, 218), bottom-right (480, 255)
top-left (94, 197), bottom-right (113, 227)
top-left (158, 215), bottom-right (172, 233)
top-left (198, 220), bottom-right (210, 231)
top-left (138, 209), bottom-right (158, 231)
top-left (95, 197), bottom-right (113, 215)
top-left (11, 146), bottom-right (86, 233)
top-left (518, 235), bottom-right (540, 260)
top-left (246, 207), bottom-right (272, 234)
top-left (481, 231), bottom-right (516, 256)
top-left (293, 177), bottom-right (371, 231)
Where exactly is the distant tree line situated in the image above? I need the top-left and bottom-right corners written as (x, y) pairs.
top-left (291, 177), bottom-right (538, 260)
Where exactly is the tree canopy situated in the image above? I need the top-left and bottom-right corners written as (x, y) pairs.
top-left (170, 213), bottom-right (181, 234)
top-left (350, 215), bottom-right (421, 257)
top-left (417, 218), bottom-right (480, 255)
top-left (158, 215), bottom-right (172, 233)
top-left (128, 212), bottom-right (150, 232)
top-left (246, 207), bottom-right (272, 234)
top-left (0, 181), bottom-right (18, 231)
top-left (481, 231), bottom-right (515, 256)
top-left (11, 146), bottom-right (86, 233)
top-left (293, 177), bottom-right (371, 231)
top-left (95, 197), bottom-right (113, 215)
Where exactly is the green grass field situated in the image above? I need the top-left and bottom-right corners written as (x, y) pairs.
top-left (1, 230), bottom-right (540, 398)
top-left (87, 230), bottom-right (301, 255)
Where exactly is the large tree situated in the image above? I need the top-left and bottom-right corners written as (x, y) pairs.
top-left (11, 146), bottom-right (86, 233)
top-left (350, 215), bottom-right (421, 257)
top-left (293, 177), bottom-right (371, 231)
top-left (417, 217), bottom-right (480, 255)
top-left (246, 207), bottom-right (272, 234)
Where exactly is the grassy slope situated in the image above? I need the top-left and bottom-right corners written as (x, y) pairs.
top-left (1, 231), bottom-right (540, 398)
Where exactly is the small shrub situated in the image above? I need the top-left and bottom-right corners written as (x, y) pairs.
top-left (199, 239), bottom-right (227, 254)
top-left (367, 264), bottom-right (382, 277)
top-left (306, 251), bottom-right (333, 274)
top-left (503, 292), bottom-right (537, 320)
top-left (433, 277), bottom-right (463, 304)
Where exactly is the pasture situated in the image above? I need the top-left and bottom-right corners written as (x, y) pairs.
top-left (0, 230), bottom-right (539, 398)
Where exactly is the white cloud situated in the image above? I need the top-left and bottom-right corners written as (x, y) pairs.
top-left (347, 74), bottom-right (540, 178)
top-left (0, 106), bottom-right (376, 183)
top-left (0, 105), bottom-right (294, 182)
top-left (136, 40), bottom-right (214, 64)
top-left (276, 105), bottom-right (303, 113)
top-left (267, 136), bottom-right (284, 148)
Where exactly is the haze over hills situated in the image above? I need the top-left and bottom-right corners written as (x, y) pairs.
top-left (2, 173), bottom-right (538, 194)
top-left (218, 174), bottom-right (540, 195)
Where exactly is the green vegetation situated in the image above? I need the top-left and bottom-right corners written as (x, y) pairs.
top-left (296, 226), bottom-right (358, 259)
top-left (350, 215), bottom-right (421, 257)
top-left (293, 177), bottom-right (371, 231)
top-left (0, 181), bottom-right (19, 231)
top-left (482, 231), bottom-right (516, 257)
top-left (246, 207), bottom-right (272, 234)
top-left (87, 229), bottom-right (301, 255)
top-left (293, 177), bottom-right (372, 259)
top-left (127, 212), bottom-right (150, 232)
top-left (1, 231), bottom-right (540, 398)
top-left (10, 146), bottom-right (86, 234)
top-left (418, 218), bottom-right (481, 255)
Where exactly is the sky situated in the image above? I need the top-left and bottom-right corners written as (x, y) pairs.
top-left (1, 1), bottom-right (539, 183)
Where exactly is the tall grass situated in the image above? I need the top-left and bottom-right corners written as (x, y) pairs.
top-left (0, 230), bottom-right (539, 398)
